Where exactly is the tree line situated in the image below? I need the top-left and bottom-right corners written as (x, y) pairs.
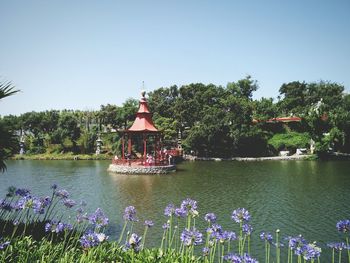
top-left (1, 76), bottom-right (349, 159)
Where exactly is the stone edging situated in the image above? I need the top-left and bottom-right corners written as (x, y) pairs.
top-left (107, 164), bottom-right (176, 174)
top-left (183, 155), bottom-right (313, 162)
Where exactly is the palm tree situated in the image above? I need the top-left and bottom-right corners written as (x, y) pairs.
top-left (0, 81), bottom-right (20, 172)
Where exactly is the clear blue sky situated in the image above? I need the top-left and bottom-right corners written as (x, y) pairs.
top-left (1, 0), bottom-right (349, 116)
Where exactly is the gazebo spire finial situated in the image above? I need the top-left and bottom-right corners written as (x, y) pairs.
top-left (141, 81), bottom-right (146, 98)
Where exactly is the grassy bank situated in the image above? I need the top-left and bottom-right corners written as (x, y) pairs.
top-left (11, 153), bottom-right (112, 161)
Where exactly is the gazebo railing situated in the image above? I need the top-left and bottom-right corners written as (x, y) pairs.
top-left (112, 158), bottom-right (170, 166)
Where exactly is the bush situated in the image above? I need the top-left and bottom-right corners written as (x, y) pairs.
top-left (268, 132), bottom-right (311, 154)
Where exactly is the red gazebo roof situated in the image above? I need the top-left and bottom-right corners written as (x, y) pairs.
top-left (127, 92), bottom-right (159, 132)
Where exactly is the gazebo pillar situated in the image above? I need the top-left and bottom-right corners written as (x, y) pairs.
top-left (128, 136), bottom-right (132, 155)
top-left (121, 135), bottom-right (125, 159)
top-left (143, 134), bottom-right (147, 162)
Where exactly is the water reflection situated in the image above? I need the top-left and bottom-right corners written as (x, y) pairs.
top-left (1, 160), bottom-right (350, 261)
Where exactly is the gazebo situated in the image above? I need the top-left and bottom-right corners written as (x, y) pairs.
top-left (108, 91), bottom-right (176, 174)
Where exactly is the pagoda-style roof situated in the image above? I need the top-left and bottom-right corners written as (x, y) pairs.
top-left (126, 91), bottom-right (159, 133)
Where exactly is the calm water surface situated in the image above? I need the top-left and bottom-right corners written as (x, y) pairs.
top-left (1, 160), bottom-right (350, 260)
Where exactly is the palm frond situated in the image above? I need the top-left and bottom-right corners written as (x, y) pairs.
top-left (0, 81), bottom-right (20, 100)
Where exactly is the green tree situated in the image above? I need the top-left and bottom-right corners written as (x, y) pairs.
top-left (0, 81), bottom-right (19, 171)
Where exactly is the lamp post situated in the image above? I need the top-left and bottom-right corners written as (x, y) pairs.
top-left (96, 133), bottom-right (103, 155)
top-left (19, 135), bottom-right (25, 155)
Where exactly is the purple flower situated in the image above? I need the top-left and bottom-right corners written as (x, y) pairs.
top-left (88, 208), bottom-right (109, 228)
top-left (231, 208), bottom-right (250, 223)
top-left (286, 235), bottom-right (309, 256)
top-left (218, 231), bottom-right (236, 243)
top-left (327, 242), bottom-right (349, 251)
top-left (207, 223), bottom-right (223, 239)
top-left (15, 196), bottom-right (34, 210)
top-left (180, 198), bottom-right (198, 215)
top-left (242, 224), bottom-right (253, 235)
top-left (203, 247), bottom-right (210, 256)
top-left (0, 240), bottom-right (10, 250)
top-left (15, 188), bottom-right (30, 197)
top-left (33, 198), bottom-right (46, 214)
top-left (80, 231), bottom-right (107, 249)
top-left (302, 243), bottom-right (321, 260)
top-left (204, 213), bottom-right (217, 223)
top-left (55, 189), bottom-right (69, 199)
top-left (63, 199), bottom-right (76, 208)
top-left (175, 207), bottom-right (187, 218)
top-left (162, 223), bottom-right (170, 230)
top-left (224, 253), bottom-right (242, 263)
top-left (180, 227), bottom-right (203, 246)
top-left (260, 232), bottom-right (273, 243)
top-left (123, 206), bottom-right (137, 222)
top-left (51, 184), bottom-right (58, 190)
top-left (224, 253), bottom-right (258, 263)
top-left (164, 203), bottom-right (175, 217)
top-left (0, 200), bottom-right (13, 212)
top-left (76, 211), bottom-right (88, 223)
top-left (336, 219), bottom-right (350, 233)
top-left (45, 220), bottom-right (72, 233)
top-left (124, 233), bottom-right (142, 252)
top-left (144, 220), bottom-right (154, 228)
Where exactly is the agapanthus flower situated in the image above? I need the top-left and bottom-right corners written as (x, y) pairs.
top-left (15, 188), bottom-right (30, 197)
top-left (180, 198), bottom-right (198, 215)
top-left (175, 207), bottom-right (187, 218)
top-left (144, 220), bottom-right (154, 228)
top-left (164, 203), bottom-right (175, 217)
top-left (231, 208), bottom-right (251, 223)
top-left (260, 232), bottom-right (273, 243)
top-left (63, 198), bottom-right (76, 208)
top-left (202, 246), bottom-right (210, 256)
top-left (0, 200), bottom-right (13, 212)
top-left (124, 233), bottom-right (142, 252)
top-left (80, 231), bottom-right (107, 249)
top-left (302, 243), bottom-right (321, 260)
top-left (204, 213), bottom-right (217, 223)
top-left (162, 223), bottom-right (170, 230)
top-left (242, 224), bottom-right (253, 235)
top-left (0, 240), bottom-right (10, 250)
top-left (55, 189), bottom-right (69, 199)
top-left (224, 253), bottom-right (258, 263)
top-left (45, 220), bottom-right (72, 233)
top-left (225, 231), bottom-right (237, 241)
top-left (123, 206), bottom-right (138, 222)
top-left (207, 223), bottom-right (223, 239)
top-left (180, 227), bottom-right (203, 246)
top-left (33, 198), bottom-right (46, 214)
top-left (15, 195), bottom-right (34, 210)
top-left (336, 219), bottom-right (350, 233)
top-left (217, 231), bottom-right (236, 243)
top-left (76, 210), bottom-right (88, 223)
top-left (286, 235), bottom-right (307, 254)
top-left (88, 208), bottom-right (109, 228)
top-left (327, 242), bottom-right (349, 251)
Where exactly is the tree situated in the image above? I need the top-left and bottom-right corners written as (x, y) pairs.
top-left (0, 81), bottom-right (19, 172)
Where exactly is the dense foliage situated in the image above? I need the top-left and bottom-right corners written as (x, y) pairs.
top-left (1, 77), bottom-right (349, 158)
top-left (0, 81), bottom-right (20, 171)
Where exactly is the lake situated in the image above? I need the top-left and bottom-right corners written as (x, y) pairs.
top-left (1, 159), bottom-right (350, 261)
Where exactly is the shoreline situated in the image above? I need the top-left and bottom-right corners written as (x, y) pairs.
top-left (183, 154), bottom-right (315, 161)
top-left (10, 152), bottom-right (350, 161)
top-left (10, 153), bottom-right (314, 161)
